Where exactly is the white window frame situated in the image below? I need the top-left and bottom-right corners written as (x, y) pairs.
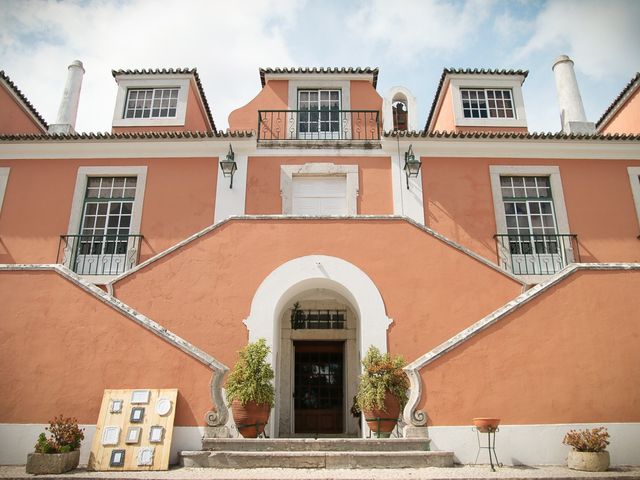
top-left (65, 166), bottom-right (147, 281)
top-left (287, 80), bottom-right (351, 140)
top-left (490, 166), bottom-right (572, 280)
top-left (297, 89), bottom-right (342, 140)
top-left (0, 167), bottom-right (9, 214)
top-left (112, 76), bottom-right (190, 127)
top-left (281, 163), bottom-right (358, 215)
top-left (628, 167), bottom-right (640, 231)
top-left (460, 88), bottom-right (516, 120)
top-left (450, 75), bottom-right (527, 128)
top-left (123, 87), bottom-right (180, 120)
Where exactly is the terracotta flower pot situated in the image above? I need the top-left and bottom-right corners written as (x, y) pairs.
top-left (473, 417), bottom-right (500, 432)
top-left (363, 392), bottom-right (401, 438)
top-left (567, 450), bottom-right (610, 472)
top-left (231, 400), bottom-right (271, 438)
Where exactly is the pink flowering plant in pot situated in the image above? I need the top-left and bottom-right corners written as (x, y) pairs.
top-left (26, 416), bottom-right (85, 474)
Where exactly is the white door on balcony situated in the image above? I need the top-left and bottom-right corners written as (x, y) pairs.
top-left (292, 176), bottom-right (347, 215)
top-left (298, 90), bottom-right (341, 140)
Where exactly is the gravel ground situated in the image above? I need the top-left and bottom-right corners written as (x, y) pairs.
top-left (1, 465), bottom-right (639, 480)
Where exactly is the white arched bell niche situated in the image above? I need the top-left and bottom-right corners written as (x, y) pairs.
top-left (383, 86), bottom-right (418, 132)
top-left (243, 255), bottom-right (393, 438)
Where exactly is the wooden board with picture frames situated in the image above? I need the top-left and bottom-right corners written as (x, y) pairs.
top-left (89, 389), bottom-right (178, 471)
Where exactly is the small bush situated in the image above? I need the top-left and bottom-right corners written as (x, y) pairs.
top-left (225, 338), bottom-right (275, 407)
top-left (34, 416), bottom-right (84, 454)
top-left (356, 346), bottom-right (409, 412)
top-left (563, 427), bottom-right (610, 452)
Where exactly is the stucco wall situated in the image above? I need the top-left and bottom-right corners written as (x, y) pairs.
top-left (0, 269), bottom-right (214, 426)
top-left (423, 157), bottom-right (640, 263)
top-left (245, 156), bottom-right (393, 215)
top-left (600, 86), bottom-right (640, 135)
top-left (421, 269), bottom-right (640, 425)
top-left (0, 84), bottom-right (45, 135)
top-left (431, 85), bottom-right (456, 132)
top-left (0, 157), bottom-right (217, 264)
top-left (228, 80), bottom-right (289, 132)
top-left (112, 218), bottom-right (523, 369)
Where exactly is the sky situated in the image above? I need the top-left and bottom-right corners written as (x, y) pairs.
top-left (1, 0), bottom-right (639, 133)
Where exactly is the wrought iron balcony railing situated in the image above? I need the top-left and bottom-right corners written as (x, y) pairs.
top-left (494, 233), bottom-right (579, 276)
top-left (57, 234), bottom-right (143, 276)
top-left (257, 109), bottom-right (380, 142)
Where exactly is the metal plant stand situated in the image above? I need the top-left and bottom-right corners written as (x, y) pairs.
top-left (473, 426), bottom-right (502, 471)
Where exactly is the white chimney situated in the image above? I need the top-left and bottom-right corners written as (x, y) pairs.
top-left (48, 60), bottom-right (85, 134)
top-left (552, 55), bottom-right (595, 134)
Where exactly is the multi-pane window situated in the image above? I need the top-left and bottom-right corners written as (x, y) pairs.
top-left (124, 88), bottom-right (179, 119)
top-left (461, 89), bottom-right (514, 119)
top-left (501, 176), bottom-right (558, 255)
top-left (298, 90), bottom-right (340, 136)
top-left (79, 177), bottom-right (137, 256)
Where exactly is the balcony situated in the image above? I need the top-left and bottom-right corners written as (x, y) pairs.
top-left (257, 110), bottom-right (380, 146)
top-left (495, 233), bottom-right (579, 276)
top-left (58, 234), bottom-right (143, 276)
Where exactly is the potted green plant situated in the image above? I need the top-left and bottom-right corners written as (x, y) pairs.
top-left (26, 415), bottom-right (85, 474)
top-left (563, 427), bottom-right (610, 472)
top-left (355, 346), bottom-right (409, 437)
top-left (226, 338), bottom-right (275, 438)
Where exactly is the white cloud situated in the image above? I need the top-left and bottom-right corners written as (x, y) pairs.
top-left (348, 0), bottom-right (496, 62)
top-left (0, 0), bottom-right (305, 132)
top-left (516, 0), bottom-right (640, 79)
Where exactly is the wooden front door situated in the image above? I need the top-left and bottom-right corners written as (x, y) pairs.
top-left (293, 341), bottom-right (344, 434)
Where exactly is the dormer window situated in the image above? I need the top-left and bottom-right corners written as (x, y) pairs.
top-left (450, 75), bottom-right (526, 128)
top-left (124, 88), bottom-right (179, 119)
top-left (461, 89), bottom-right (515, 119)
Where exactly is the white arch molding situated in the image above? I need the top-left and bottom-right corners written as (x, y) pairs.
top-left (243, 255), bottom-right (393, 438)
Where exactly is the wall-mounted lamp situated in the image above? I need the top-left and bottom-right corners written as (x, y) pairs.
top-left (219, 144), bottom-right (237, 188)
top-left (403, 144), bottom-right (421, 189)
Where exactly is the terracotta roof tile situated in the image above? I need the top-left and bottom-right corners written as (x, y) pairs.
top-left (111, 68), bottom-right (217, 133)
top-left (425, 68), bottom-right (529, 131)
top-left (596, 72), bottom-right (640, 129)
top-left (259, 67), bottom-right (379, 88)
top-left (384, 129), bottom-right (640, 141)
top-left (0, 130), bottom-right (252, 141)
top-left (0, 70), bottom-right (48, 130)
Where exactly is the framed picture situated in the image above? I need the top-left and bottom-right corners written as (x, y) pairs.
top-left (125, 426), bottom-right (141, 444)
top-left (149, 425), bottom-right (165, 443)
top-left (155, 397), bottom-right (172, 416)
top-left (101, 426), bottom-right (120, 446)
top-left (137, 446), bottom-right (154, 466)
top-left (131, 389), bottom-right (151, 404)
top-left (109, 449), bottom-right (125, 467)
top-left (110, 399), bottom-right (123, 414)
top-left (130, 407), bottom-right (145, 423)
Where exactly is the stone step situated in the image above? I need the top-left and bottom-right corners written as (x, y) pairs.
top-left (180, 450), bottom-right (455, 469)
top-left (201, 438), bottom-right (431, 452)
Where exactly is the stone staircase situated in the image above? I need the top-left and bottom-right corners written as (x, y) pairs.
top-left (180, 438), bottom-right (455, 469)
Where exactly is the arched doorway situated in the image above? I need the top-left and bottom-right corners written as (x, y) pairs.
top-left (243, 255), bottom-right (392, 438)
top-left (278, 289), bottom-right (358, 436)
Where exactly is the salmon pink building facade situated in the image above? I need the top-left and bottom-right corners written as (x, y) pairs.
top-left (1, 57), bottom-right (639, 467)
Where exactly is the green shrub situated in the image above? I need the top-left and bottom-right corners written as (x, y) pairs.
top-left (34, 416), bottom-right (84, 453)
top-left (356, 346), bottom-right (409, 412)
top-left (225, 338), bottom-right (275, 407)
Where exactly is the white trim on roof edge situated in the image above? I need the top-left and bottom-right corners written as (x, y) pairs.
top-left (402, 262), bottom-right (640, 428)
top-left (0, 263), bottom-right (229, 427)
top-left (2, 138), bottom-right (640, 160)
